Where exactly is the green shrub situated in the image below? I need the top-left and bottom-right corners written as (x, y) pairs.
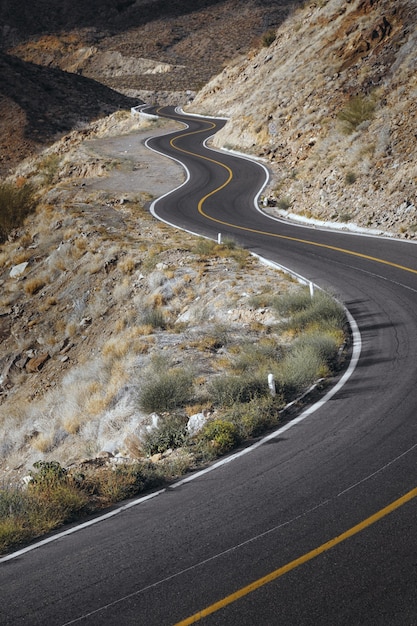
top-left (209, 374), bottom-right (268, 407)
top-left (277, 196), bottom-right (292, 211)
top-left (262, 30), bottom-right (276, 47)
top-left (224, 395), bottom-right (281, 439)
top-left (139, 368), bottom-right (194, 413)
top-left (0, 182), bottom-right (36, 242)
top-left (200, 419), bottom-right (240, 453)
top-left (143, 413), bottom-right (189, 455)
top-left (337, 95), bottom-right (376, 134)
top-left (274, 289), bottom-right (345, 333)
top-left (28, 460), bottom-right (67, 488)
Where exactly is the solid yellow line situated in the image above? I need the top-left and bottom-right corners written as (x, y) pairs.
top-left (196, 206), bottom-right (417, 276)
top-left (175, 486), bottom-right (417, 625)
top-left (157, 108), bottom-right (417, 276)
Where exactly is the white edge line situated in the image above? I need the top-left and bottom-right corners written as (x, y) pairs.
top-left (177, 107), bottom-right (417, 246)
top-left (0, 111), bottom-right (362, 564)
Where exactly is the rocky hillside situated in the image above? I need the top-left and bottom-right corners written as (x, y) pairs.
top-left (1, 0), bottom-right (301, 175)
top-left (1, 112), bottom-right (331, 485)
top-left (1, 0), bottom-right (416, 488)
top-left (0, 52), bottom-right (138, 177)
top-left (190, 0), bottom-right (417, 238)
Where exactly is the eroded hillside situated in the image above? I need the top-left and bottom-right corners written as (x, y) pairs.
top-left (1, 0), bottom-right (301, 175)
top-left (191, 0), bottom-right (417, 237)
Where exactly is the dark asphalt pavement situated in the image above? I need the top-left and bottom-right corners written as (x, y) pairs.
top-left (1, 107), bottom-right (416, 626)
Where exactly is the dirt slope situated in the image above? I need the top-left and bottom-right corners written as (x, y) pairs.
top-left (1, 0), bottom-right (301, 175)
top-left (191, 0), bottom-right (417, 237)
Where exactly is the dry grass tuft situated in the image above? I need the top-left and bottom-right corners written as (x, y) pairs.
top-left (24, 277), bottom-right (47, 295)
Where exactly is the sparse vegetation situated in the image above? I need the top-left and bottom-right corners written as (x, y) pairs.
top-left (0, 181), bottom-right (36, 243)
top-left (139, 364), bottom-right (195, 413)
top-left (337, 94), bottom-right (376, 134)
top-left (345, 171), bottom-right (357, 185)
top-left (262, 30), bottom-right (276, 47)
top-left (277, 196), bottom-right (292, 211)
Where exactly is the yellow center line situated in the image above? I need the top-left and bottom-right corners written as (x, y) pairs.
top-left (157, 108), bottom-right (417, 277)
top-left (175, 486), bottom-right (417, 625)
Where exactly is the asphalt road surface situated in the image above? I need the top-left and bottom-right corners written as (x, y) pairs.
top-left (1, 107), bottom-right (417, 625)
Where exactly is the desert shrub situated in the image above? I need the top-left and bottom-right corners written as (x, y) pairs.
top-left (272, 288), bottom-right (312, 316)
top-left (209, 374), bottom-right (268, 407)
top-left (274, 289), bottom-right (345, 333)
top-left (0, 182), bottom-right (36, 243)
top-left (262, 30), bottom-right (276, 47)
top-left (192, 237), bottom-right (217, 256)
top-left (277, 196), bottom-right (292, 211)
top-left (28, 460), bottom-right (87, 524)
top-left (275, 344), bottom-right (323, 398)
top-left (337, 94), bottom-right (376, 134)
top-left (199, 419), bottom-right (240, 453)
top-left (274, 331), bottom-right (340, 400)
top-left (224, 395), bottom-right (281, 439)
top-left (221, 236), bottom-right (237, 250)
top-left (0, 460), bottom-right (90, 552)
top-left (140, 305), bottom-right (166, 329)
top-left (24, 277), bottom-right (47, 295)
top-left (345, 171), bottom-right (357, 185)
top-left (81, 463), bottom-right (162, 503)
top-left (139, 367), bottom-right (194, 413)
top-left (142, 413), bottom-right (189, 455)
top-left (231, 340), bottom-right (282, 374)
top-left (38, 154), bottom-right (60, 185)
top-left (0, 488), bottom-right (38, 553)
top-left (247, 291), bottom-right (275, 308)
top-left (291, 332), bottom-right (339, 369)
top-left (338, 212), bottom-right (352, 223)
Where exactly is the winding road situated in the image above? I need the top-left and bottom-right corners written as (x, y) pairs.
top-left (1, 107), bottom-right (417, 625)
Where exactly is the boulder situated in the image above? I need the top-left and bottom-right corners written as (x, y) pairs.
top-left (9, 262), bottom-right (29, 278)
top-left (187, 412), bottom-right (208, 436)
top-left (25, 352), bottom-right (50, 373)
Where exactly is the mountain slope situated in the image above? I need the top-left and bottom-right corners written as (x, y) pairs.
top-left (190, 0), bottom-right (417, 237)
top-left (0, 52), bottom-right (138, 176)
top-left (1, 0), bottom-right (302, 175)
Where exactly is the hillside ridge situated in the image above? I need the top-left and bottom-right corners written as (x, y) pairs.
top-left (190, 0), bottom-right (417, 237)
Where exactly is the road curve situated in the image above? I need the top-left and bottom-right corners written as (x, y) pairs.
top-left (1, 107), bottom-right (417, 625)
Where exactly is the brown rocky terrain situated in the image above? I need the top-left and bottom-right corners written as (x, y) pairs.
top-left (190, 0), bottom-right (417, 237)
top-left (0, 52), bottom-right (138, 176)
top-left (0, 112), bottom-right (312, 484)
top-left (1, 0), bottom-right (301, 175)
top-left (0, 0), bottom-right (416, 487)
